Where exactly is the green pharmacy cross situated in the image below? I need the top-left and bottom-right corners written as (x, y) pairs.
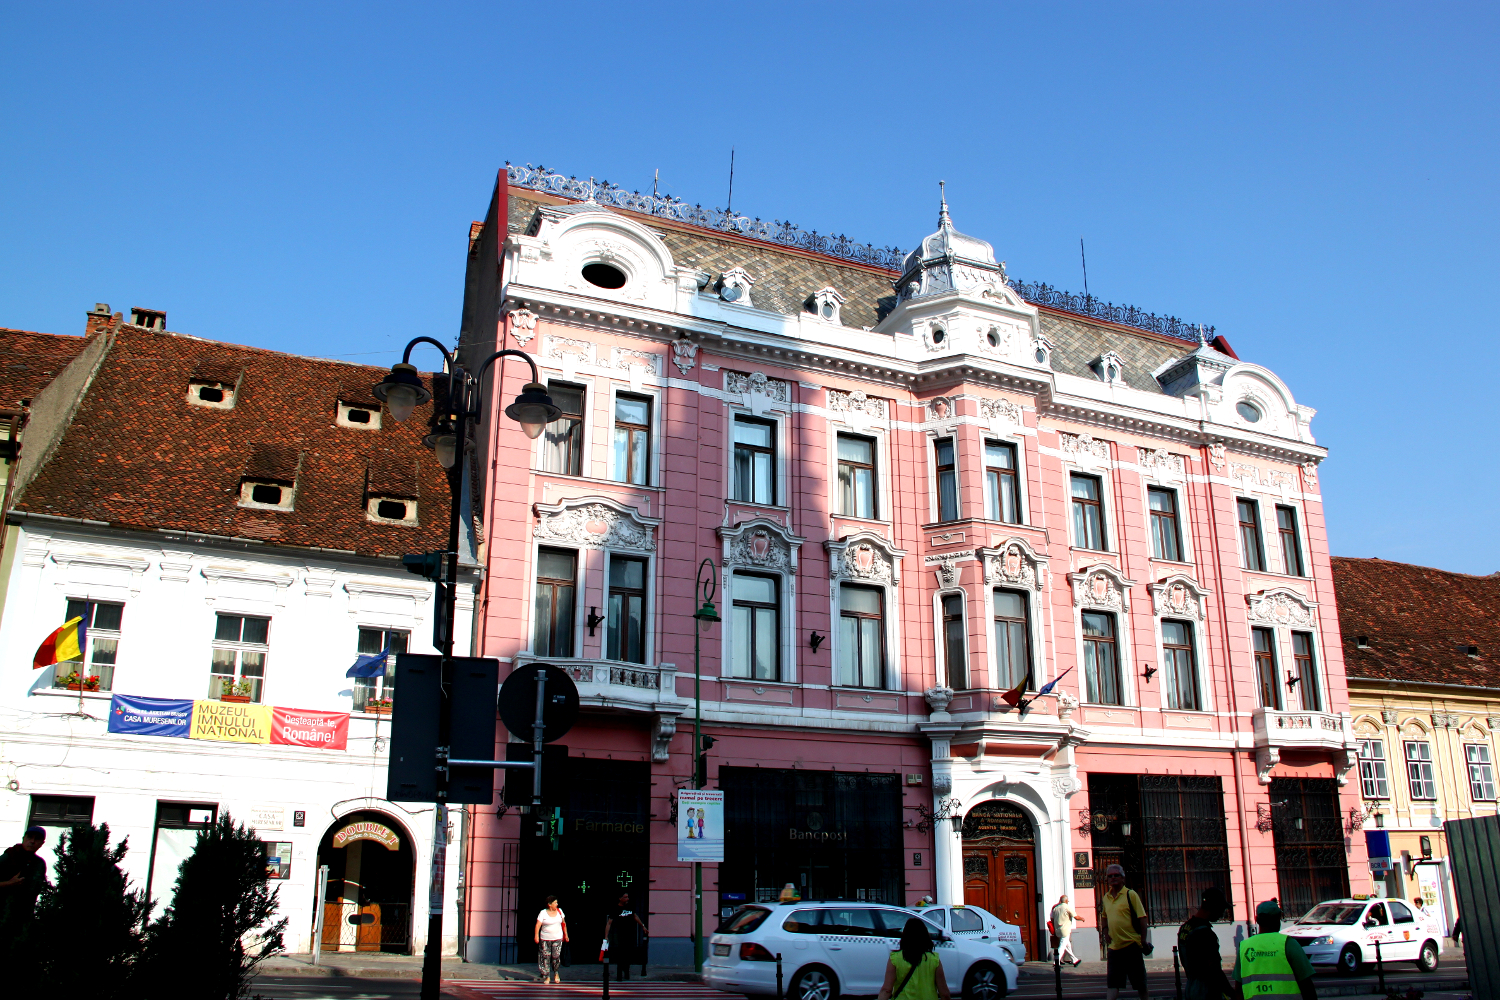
top-left (616, 871), bottom-right (633, 887)
top-left (577, 880), bottom-right (589, 893)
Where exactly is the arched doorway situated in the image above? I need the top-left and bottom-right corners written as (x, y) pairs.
top-left (961, 801), bottom-right (1040, 961)
top-left (316, 811), bottom-right (415, 953)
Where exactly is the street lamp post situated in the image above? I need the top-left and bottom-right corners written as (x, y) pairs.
top-left (373, 339), bottom-right (558, 1000)
top-left (691, 558), bottom-right (720, 974)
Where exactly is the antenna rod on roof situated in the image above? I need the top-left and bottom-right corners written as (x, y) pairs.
top-left (726, 148), bottom-right (735, 215)
top-left (1080, 238), bottom-right (1090, 299)
top-left (654, 169), bottom-right (659, 197)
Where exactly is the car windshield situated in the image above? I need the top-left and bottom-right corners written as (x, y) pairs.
top-left (1300, 903), bottom-right (1364, 926)
top-left (721, 907), bottom-right (771, 933)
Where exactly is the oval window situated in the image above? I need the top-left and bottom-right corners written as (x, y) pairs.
top-left (582, 262), bottom-right (626, 289)
top-left (1236, 401), bottom-right (1262, 423)
top-left (1035, 348), bottom-right (1047, 364)
top-left (821, 301), bottom-right (835, 318)
top-left (932, 327), bottom-right (946, 344)
top-left (987, 329), bottom-right (1000, 348)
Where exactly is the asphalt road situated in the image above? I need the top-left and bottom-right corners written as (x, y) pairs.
top-left (251, 978), bottom-right (441, 999)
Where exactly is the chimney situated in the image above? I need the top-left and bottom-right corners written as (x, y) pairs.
top-left (130, 307), bottom-right (167, 330)
top-left (85, 302), bottom-right (114, 335)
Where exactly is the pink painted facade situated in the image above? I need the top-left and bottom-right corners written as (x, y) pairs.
top-left (456, 170), bottom-right (1366, 965)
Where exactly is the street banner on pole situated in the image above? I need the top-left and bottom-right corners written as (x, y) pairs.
top-left (678, 789), bottom-right (724, 862)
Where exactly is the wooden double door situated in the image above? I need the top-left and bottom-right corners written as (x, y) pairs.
top-left (961, 801), bottom-right (1040, 961)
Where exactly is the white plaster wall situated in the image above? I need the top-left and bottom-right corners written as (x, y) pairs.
top-left (0, 523), bottom-right (475, 955)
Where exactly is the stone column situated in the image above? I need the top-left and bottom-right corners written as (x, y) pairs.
top-left (921, 687), bottom-right (963, 906)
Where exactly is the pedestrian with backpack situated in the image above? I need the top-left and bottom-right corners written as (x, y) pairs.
top-left (1101, 864), bottom-right (1151, 1000)
top-left (878, 918), bottom-right (952, 1000)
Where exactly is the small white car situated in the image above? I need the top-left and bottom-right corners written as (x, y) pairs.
top-left (915, 904), bottom-right (1027, 965)
top-left (705, 901), bottom-right (1020, 1000)
top-left (1288, 898), bottom-right (1443, 974)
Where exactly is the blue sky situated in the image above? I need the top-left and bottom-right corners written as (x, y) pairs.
top-left (3, 3), bottom-right (1496, 572)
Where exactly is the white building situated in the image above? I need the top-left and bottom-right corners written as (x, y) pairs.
top-left (0, 310), bottom-right (476, 956)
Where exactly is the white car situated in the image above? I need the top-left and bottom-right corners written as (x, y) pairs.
top-left (705, 901), bottom-right (1020, 1000)
top-left (1288, 898), bottom-right (1443, 974)
top-left (915, 904), bottom-right (1027, 964)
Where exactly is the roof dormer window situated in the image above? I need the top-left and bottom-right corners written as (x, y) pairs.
top-left (337, 400), bottom-right (382, 430)
top-left (188, 380), bottom-right (236, 409)
top-left (806, 287), bottom-right (845, 325)
top-left (240, 480), bottom-right (294, 511)
top-left (367, 496), bottom-right (418, 525)
top-left (717, 267), bottom-right (755, 306)
top-left (1092, 351), bottom-right (1125, 385)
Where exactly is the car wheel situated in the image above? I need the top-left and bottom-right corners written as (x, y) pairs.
top-left (789, 965), bottom-right (838, 1000)
top-left (1337, 944), bottom-right (1362, 975)
top-left (1415, 939), bottom-right (1439, 973)
top-left (963, 961), bottom-right (1007, 1000)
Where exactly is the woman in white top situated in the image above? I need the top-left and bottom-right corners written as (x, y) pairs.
top-left (535, 895), bottom-right (569, 983)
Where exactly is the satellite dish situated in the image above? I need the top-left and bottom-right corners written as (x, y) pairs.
top-left (498, 663), bottom-right (579, 743)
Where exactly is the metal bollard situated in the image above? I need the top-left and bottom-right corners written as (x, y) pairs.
top-left (1375, 939), bottom-right (1385, 995)
top-left (1173, 945), bottom-right (1182, 1000)
top-left (603, 953), bottom-right (610, 1000)
top-left (1053, 951), bottom-right (1063, 1000)
top-left (776, 953), bottom-right (784, 1000)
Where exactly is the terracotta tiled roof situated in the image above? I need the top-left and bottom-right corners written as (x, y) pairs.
top-left (0, 328), bottom-right (87, 410)
top-left (12, 323), bottom-right (452, 558)
top-left (1332, 555), bottom-right (1500, 690)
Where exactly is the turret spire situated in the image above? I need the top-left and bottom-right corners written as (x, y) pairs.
top-left (938, 180), bottom-right (951, 229)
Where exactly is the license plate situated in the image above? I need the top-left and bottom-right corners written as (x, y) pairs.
top-left (713, 944), bottom-right (731, 957)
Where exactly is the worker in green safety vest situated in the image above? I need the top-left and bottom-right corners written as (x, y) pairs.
top-left (1231, 900), bottom-right (1317, 1000)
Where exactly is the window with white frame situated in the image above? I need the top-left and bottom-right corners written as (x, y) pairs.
top-left (992, 589), bottom-right (1030, 691)
top-left (1082, 611), bottom-right (1121, 705)
top-left (934, 437), bottom-right (958, 522)
top-left (1357, 739), bottom-right (1390, 799)
top-left (732, 416), bottom-right (776, 504)
top-left (612, 394), bottom-right (651, 485)
top-left (1291, 631), bottom-right (1321, 711)
top-left (1238, 499), bottom-right (1267, 572)
top-left (837, 434), bottom-right (877, 519)
top-left (540, 382), bottom-right (585, 476)
top-left (210, 614), bottom-right (269, 702)
top-left (838, 584), bottom-right (884, 688)
top-left (1253, 627), bottom-right (1280, 710)
top-left (353, 627), bottom-right (407, 713)
top-left (1161, 619), bottom-right (1201, 711)
top-left (1405, 741), bottom-right (1436, 801)
top-left (1148, 487), bottom-right (1182, 562)
top-left (53, 599), bottom-right (123, 692)
top-left (533, 548), bottom-right (577, 657)
top-left (1276, 505), bottom-right (1305, 576)
top-left (940, 593), bottom-right (968, 689)
top-left (731, 573), bottom-right (780, 680)
top-left (984, 440), bottom-right (1020, 524)
top-left (606, 556), bottom-right (647, 663)
top-left (1071, 473), bottom-right (1106, 550)
top-left (1467, 744), bottom-right (1496, 801)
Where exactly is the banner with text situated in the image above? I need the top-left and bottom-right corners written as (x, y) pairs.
top-left (191, 700), bottom-right (272, 743)
top-left (678, 789), bottom-right (725, 862)
top-left (108, 695), bottom-right (193, 738)
top-left (271, 707), bottom-right (348, 750)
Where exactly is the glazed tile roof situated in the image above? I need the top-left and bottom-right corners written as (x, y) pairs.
top-left (0, 328), bottom-right (86, 410)
top-left (8, 323), bottom-right (451, 558)
top-left (1332, 556), bottom-right (1500, 690)
top-left (507, 195), bottom-right (1226, 394)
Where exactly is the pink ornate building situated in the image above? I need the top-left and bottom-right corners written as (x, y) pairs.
top-left (457, 167), bottom-right (1365, 964)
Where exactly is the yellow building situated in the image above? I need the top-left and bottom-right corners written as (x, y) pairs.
top-left (1333, 555), bottom-right (1500, 937)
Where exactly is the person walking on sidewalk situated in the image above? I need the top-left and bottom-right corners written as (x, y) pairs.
top-left (877, 918), bottom-right (952, 1000)
top-left (1050, 894), bottom-right (1081, 966)
top-left (535, 895), bottom-right (569, 984)
top-left (1232, 899), bottom-right (1316, 1000)
top-left (1101, 864), bottom-right (1151, 1000)
top-left (604, 892), bottom-right (648, 981)
top-left (1176, 887), bottom-right (1232, 1000)
top-left (0, 826), bottom-right (47, 950)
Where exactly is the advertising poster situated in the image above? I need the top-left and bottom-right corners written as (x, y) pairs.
top-left (190, 700), bottom-right (272, 743)
top-left (678, 789), bottom-right (724, 862)
top-left (271, 707), bottom-right (349, 750)
top-left (108, 695), bottom-right (192, 737)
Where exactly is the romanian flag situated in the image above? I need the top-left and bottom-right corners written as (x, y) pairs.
top-left (33, 616), bottom-right (86, 670)
top-left (999, 668), bottom-right (1033, 707)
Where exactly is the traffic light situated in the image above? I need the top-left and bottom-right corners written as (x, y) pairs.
top-left (697, 735), bottom-right (717, 786)
top-left (402, 551), bottom-right (446, 581)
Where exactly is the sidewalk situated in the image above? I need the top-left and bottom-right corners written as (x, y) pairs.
top-left (256, 953), bottom-right (699, 982)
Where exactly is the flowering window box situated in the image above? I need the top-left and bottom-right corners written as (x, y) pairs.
top-left (219, 694), bottom-right (252, 704)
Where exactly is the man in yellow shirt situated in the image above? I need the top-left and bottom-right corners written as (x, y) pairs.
top-left (1101, 863), bottom-right (1150, 1000)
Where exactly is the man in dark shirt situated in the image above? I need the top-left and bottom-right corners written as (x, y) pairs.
top-left (0, 826), bottom-right (47, 942)
top-left (603, 892), bottom-right (648, 981)
top-left (1177, 886), bottom-right (1232, 1000)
